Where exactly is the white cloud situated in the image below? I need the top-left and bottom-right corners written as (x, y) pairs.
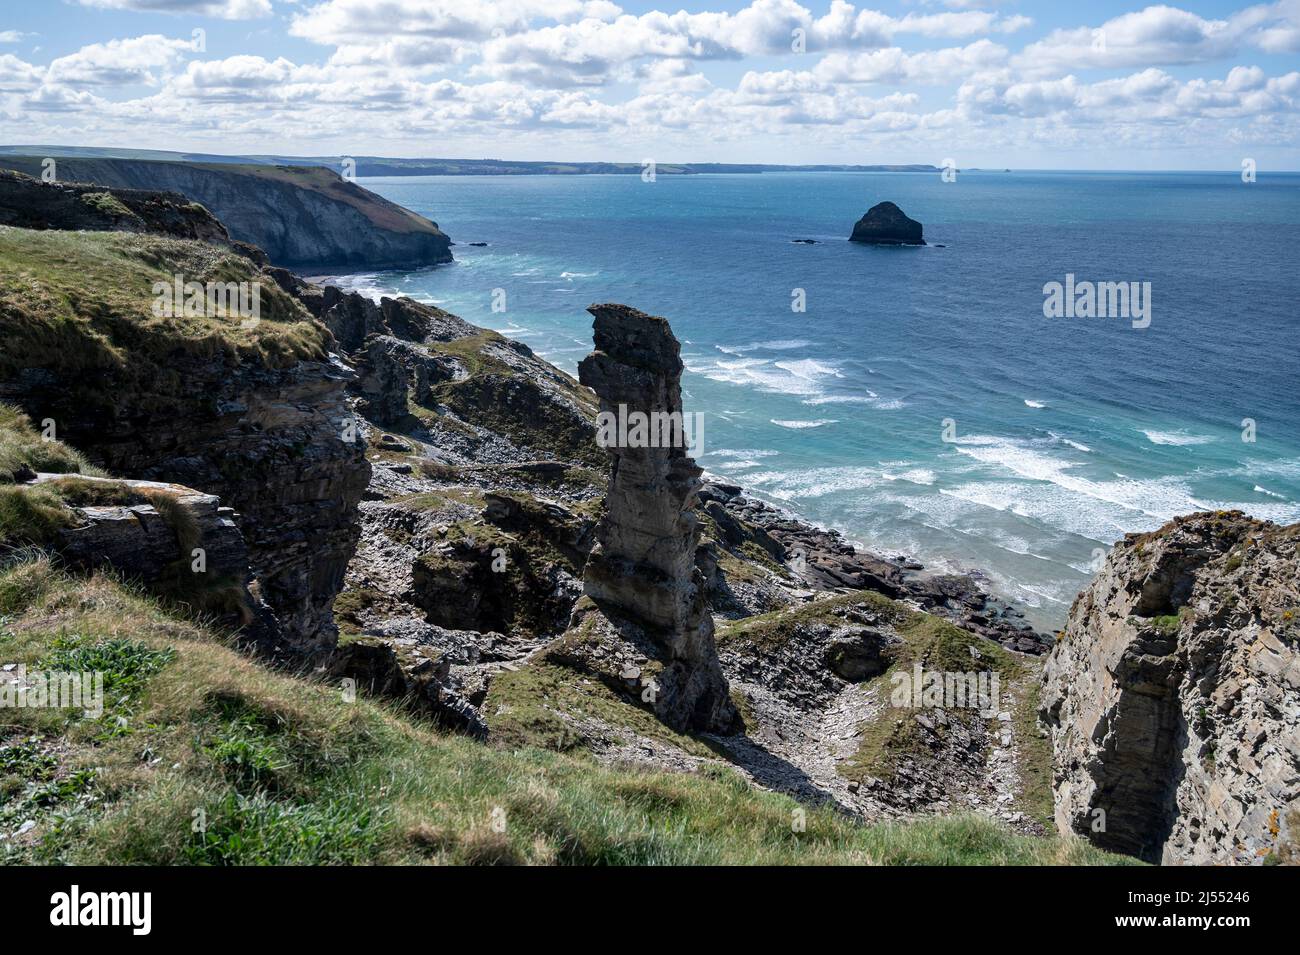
top-left (73, 0), bottom-right (272, 18)
top-left (0, 54), bottom-right (42, 93)
top-left (3, 2), bottom-right (1298, 166)
top-left (290, 0), bottom-right (622, 45)
top-left (46, 35), bottom-right (194, 87)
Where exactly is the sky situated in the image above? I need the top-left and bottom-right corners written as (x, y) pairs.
top-left (1, 1), bottom-right (1299, 168)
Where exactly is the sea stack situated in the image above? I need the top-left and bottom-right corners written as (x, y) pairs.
top-left (559, 303), bottom-right (737, 734)
top-left (849, 201), bottom-right (924, 245)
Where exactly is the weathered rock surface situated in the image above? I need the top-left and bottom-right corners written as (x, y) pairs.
top-left (0, 169), bottom-right (232, 244)
top-left (567, 303), bottom-right (737, 733)
top-left (1041, 512), bottom-right (1300, 864)
top-left (849, 201), bottom-right (924, 245)
top-left (699, 480), bottom-right (1048, 652)
top-left (4, 352), bottom-right (368, 657)
top-left (0, 156), bottom-right (452, 270)
top-left (28, 472), bottom-right (276, 637)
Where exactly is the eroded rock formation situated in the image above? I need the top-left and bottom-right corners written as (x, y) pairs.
top-left (849, 201), bottom-right (924, 245)
top-left (1041, 512), bottom-right (1300, 864)
top-left (564, 303), bottom-right (737, 733)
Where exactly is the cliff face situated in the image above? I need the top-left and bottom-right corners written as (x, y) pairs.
top-left (0, 226), bottom-right (369, 656)
top-left (1041, 512), bottom-right (1300, 864)
top-left (0, 156), bottom-right (452, 270)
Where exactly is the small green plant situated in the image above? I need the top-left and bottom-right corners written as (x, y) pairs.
top-left (42, 635), bottom-right (175, 702)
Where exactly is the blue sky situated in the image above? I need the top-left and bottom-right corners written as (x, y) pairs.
top-left (2, 1), bottom-right (1299, 168)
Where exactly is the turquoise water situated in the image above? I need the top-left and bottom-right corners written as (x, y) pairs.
top-left (334, 170), bottom-right (1300, 628)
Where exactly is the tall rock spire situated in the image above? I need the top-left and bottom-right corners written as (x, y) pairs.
top-left (569, 303), bottom-right (736, 733)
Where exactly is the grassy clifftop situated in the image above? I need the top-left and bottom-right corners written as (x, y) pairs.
top-left (0, 556), bottom-right (1131, 865)
top-left (0, 226), bottom-right (329, 384)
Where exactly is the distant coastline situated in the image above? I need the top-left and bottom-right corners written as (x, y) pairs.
top-left (0, 144), bottom-right (938, 177)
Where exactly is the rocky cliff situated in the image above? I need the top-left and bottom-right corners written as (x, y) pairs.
top-left (0, 169), bottom-right (232, 245)
top-left (1041, 512), bottom-right (1300, 864)
top-left (0, 224), bottom-right (368, 656)
top-left (0, 156), bottom-right (452, 270)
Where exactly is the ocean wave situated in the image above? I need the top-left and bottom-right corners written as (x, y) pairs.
top-left (775, 358), bottom-right (844, 383)
top-left (1049, 431), bottom-right (1091, 452)
top-left (882, 468), bottom-right (937, 485)
top-left (951, 434), bottom-right (1209, 531)
top-left (771, 418), bottom-right (837, 429)
top-left (706, 449), bottom-right (780, 460)
top-left (691, 357), bottom-right (840, 396)
top-left (743, 466), bottom-right (886, 500)
top-left (716, 339), bottom-right (812, 355)
top-left (560, 271), bottom-right (598, 279)
top-left (1024, 399), bottom-right (1046, 408)
top-left (1255, 484), bottom-right (1285, 499)
top-left (1142, 429), bottom-right (1214, 446)
top-left (802, 393), bottom-right (875, 405)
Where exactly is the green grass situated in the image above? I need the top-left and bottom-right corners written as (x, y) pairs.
top-left (0, 484), bottom-right (77, 547)
top-left (80, 191), bottom-right (138, 221)
top-left (0, 227), bottom-right (330, 393)
top-left (0, 403), bottom-right (100, 483)
top-left (717, 590), bottom-right (910, 652)
top-left (1011, 674), bottom-right (1055, 829)
top-left (0, 556), bottom-right (1132, 865)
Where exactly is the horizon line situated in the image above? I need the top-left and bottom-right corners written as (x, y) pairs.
top-left (2, 144), bottom-right (1297, 175)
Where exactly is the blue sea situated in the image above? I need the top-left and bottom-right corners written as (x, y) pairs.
top-left (332, 170), bottom-right (1300, 628)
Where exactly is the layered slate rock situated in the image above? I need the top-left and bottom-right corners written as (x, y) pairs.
top-left (32, 473), bottom-right (276, 638)
top-left (849, 201), bottom-right (924, 245)
top-left (1041, 512), bottom-right (1300, 864)
top-left (561, 303), bottom-right (737, 733)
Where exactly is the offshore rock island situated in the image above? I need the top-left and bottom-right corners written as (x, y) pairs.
top-left (0, 161), bottom-right (1293, 866)
top-left (849, 201), bottom-right (925, 246)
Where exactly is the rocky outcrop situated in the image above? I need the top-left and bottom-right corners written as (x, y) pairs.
top-left (0, 156), bottom-right (452, 270)
top-left (1041, 512), bottom-right (1300, 864)
top-left (352, 335), bottom-right (462, 428)
top-left (699, 480), bottom-right (1048, 652)
top-left (849, 201), bottom-right (924, 245)
top-left (0, 169), bottom-right (232, 244)
top-left (7, 358), bottom-right (369, 657)
top-left (566, 303), bottom-right (737, 733)
top-left (29, 472), bottom-right (275, 637)
top-left (0, 225), bottom-right (370, 657)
